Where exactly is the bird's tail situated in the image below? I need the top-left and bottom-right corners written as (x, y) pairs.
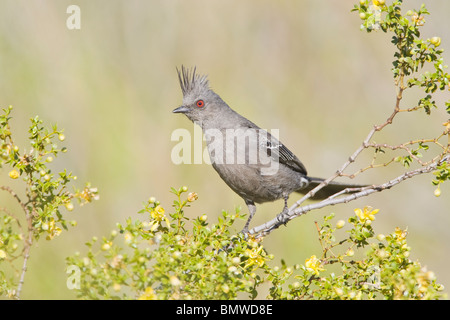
top-left (296, 177), bottom-right (367, 200)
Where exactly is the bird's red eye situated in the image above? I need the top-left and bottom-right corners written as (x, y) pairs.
top-left (196, 100), bottom-right (205, 108)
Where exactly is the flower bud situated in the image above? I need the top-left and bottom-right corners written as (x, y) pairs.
top-left (335, 288), bottom-right (344, 296)
top-left (430, 37), bottom-right (441, 47)
top-left (336, 220), bottom-right (345, 229)
top-left (376, 234), bottom-right (385, 241)
top-left (434, 187), bottom-right (441, 197)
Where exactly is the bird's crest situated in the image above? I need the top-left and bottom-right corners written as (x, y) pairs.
top-left (177, 65), bottom-right (209, 96)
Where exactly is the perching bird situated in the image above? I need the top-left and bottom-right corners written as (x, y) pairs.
top-left (173, 66), bottom-right (363, 233)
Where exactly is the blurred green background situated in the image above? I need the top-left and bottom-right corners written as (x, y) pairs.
top-left (0, 0), bottom-right (449, 299)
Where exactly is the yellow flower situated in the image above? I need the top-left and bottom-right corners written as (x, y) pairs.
top-left (9, 169), bottom-right (19, 179)
top-left (150, 205), bottom-right (165, 219)
top-left (0, 249), bottom-right (6, 259)
top-left (411, 12), bottom-right (425, 26)
top-left (305, 255), bottom-right (325, 276)
top-left (45, 218), bottom-right (62, 240)
top-left (354, 206), bottom-right (379, 223)
top-left (77, 185), bottom-right (100, 204)
top-left (244, 245), bottom-right (266, 269)
top-left (148, 205), bottom-right (170, 231)
top-left (187, 192), bottom-right (198, 202)
top-left (372, 0), bottom-right (385, 7)
top-left (138, 287), bottom-right (156, 300)
top-left (394, 227), bottom-right (407, 240)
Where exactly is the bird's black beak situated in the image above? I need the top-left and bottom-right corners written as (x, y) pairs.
top-left (172, 105), bottom-right (189, 114)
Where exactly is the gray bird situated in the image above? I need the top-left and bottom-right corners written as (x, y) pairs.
top-left (173, 66), bottom-right (362, 233)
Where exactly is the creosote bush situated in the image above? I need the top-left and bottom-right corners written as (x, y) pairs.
top-left (0, 106), bottom-right (98, 299)
top-left (66, 187), bottom-right (445, 300)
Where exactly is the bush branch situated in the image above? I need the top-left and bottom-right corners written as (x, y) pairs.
top-left (249, 154), bottom-right (449, 238)
top-left (0, 185), bottom-right (34, 299)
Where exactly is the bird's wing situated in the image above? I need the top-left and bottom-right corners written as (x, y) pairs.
top-left (240, 118), bottom-right (308, 175)
top-left (264, 137), bottom-right (308, 175)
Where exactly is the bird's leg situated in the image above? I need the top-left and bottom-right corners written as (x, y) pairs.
top-left (241, 200), bottom-right (256, 234)
top-left (276, 195), bottom-right (289, 226)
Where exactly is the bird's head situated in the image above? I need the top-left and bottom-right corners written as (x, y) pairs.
top-left (173, 66), bottom-right (227, 125)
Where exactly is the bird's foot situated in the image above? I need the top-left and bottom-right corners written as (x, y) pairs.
top-left (276, 207), bottom-right (289, 226)
top-left (239, 227), bottom-right (250, 238)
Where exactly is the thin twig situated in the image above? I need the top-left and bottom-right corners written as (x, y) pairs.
top-left (293, 82), bottom-right (404, 206)
top-left (249, 154), bottom-right (449, 237)
top-left (0, 185), bottom-right (34, 299)
top-left (1, 186), bottom-right (29, 216)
